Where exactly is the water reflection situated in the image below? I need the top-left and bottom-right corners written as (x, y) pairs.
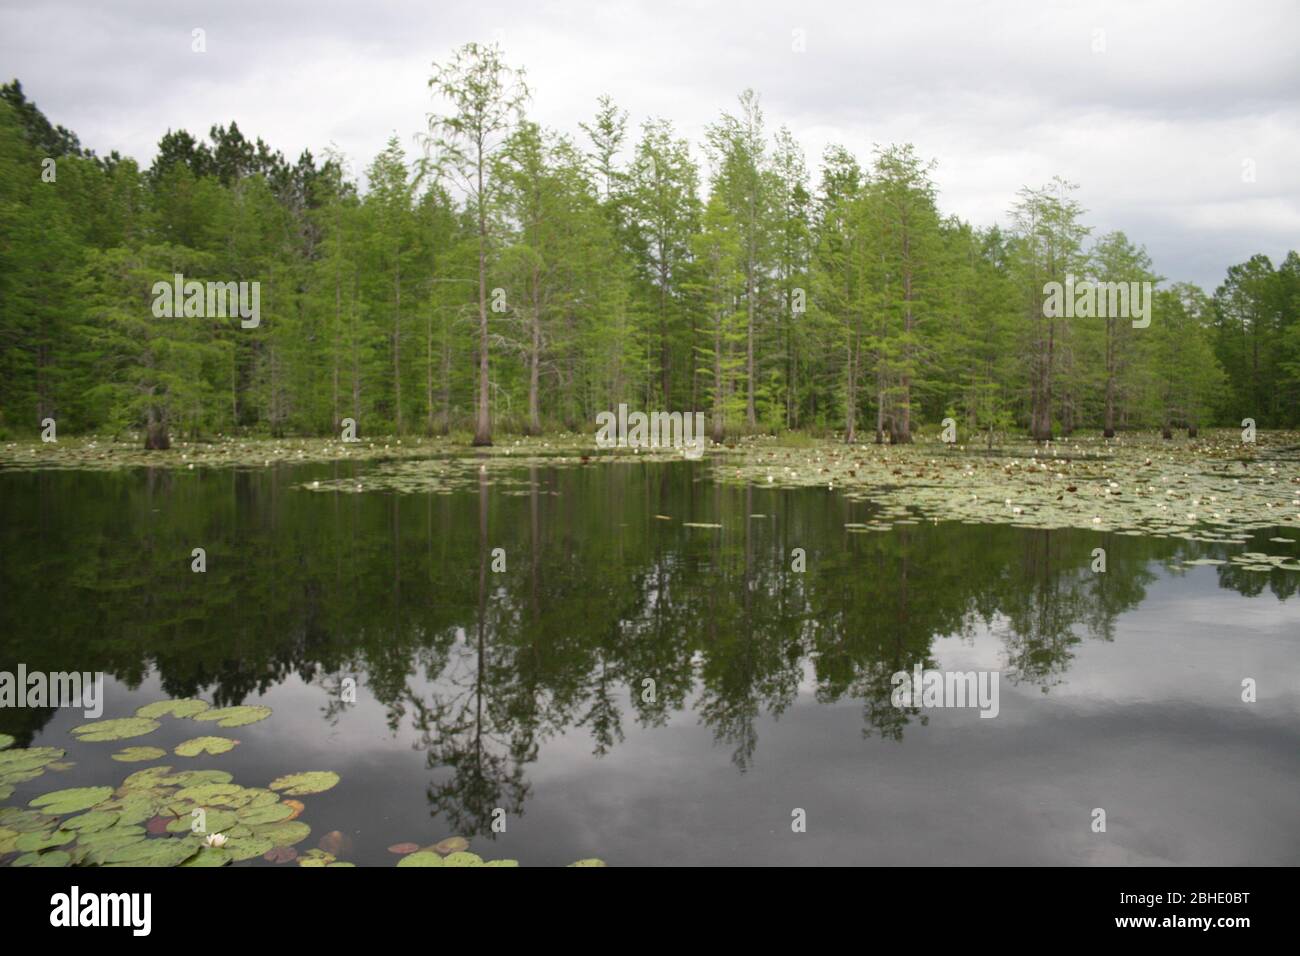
top-left (1, 460), bottom-right (1296, 841)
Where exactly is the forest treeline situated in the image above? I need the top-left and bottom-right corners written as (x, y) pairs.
top-left (1, 44), bottom-right (1297, 447)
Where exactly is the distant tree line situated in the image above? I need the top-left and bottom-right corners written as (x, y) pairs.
top-left (1, 48), bottom-right (1296, 448)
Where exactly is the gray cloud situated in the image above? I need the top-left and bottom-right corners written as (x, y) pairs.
top-left (2, 0), bottom-right (1296, 288)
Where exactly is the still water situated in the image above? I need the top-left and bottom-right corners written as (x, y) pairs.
top-left (2, 459), bottom-right (1298, 865)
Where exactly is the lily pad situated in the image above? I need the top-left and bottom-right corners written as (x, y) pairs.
top-left (63, 810), bottom-right (120, 833)
top-left (0, 733), bottom-right (13, 750)
top-left (0, 746), bottom-right (65, 775)
top-left (120, 766), bottom-right (175, 790)
top-left (180, 847), bottom-right (232, 867)
top-left (568, 858), bottom-right (608, 867)
top-left (174, 736), bottom-right (238, 757)
top-left (442, 851), bottom-right (483, 867)
top-left (13, 850), bottom-right (72, 867)
top-left (173, 783), bottom-right (243, 805)
top-left (102, 837), bottom-right (202, 867)
top-left (396, 850), bottom-right (445, 867)
top-left (432, 836), bottom-right (470, 855)
top-left (156, 769), bottom-right (234, 788)
top-left (268, 771), bottom-right (339, 796)
top-left (236, 802), bottom-right (294, 826)
top-left (111, 746), bottom-right (167, 763)
top-left (252, 820), bottom-right (311, 847)
top-left (263, 846), bottom-right (298, 863)
top-left (15, 829), bottom-right (76, 852)
top-left (0, 808), bottom-right (58, 832)
top-left (28, 786), bottom-right (114, 815)
top-left (387, 842), bottom-right (420, 855)
top-left (135, 699), bottom-right (211, 719)
top-left (221, 834), bottom-right (274, 861)
top-left (192, 705), bottom-right (271, 728)
top-left (166, 808), bottom-right (238, 834)
top-left (71, 717), bottom-right (160, 742)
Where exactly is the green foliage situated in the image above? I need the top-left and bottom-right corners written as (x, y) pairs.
top-left (0, 74), bottom-right (1286, 443)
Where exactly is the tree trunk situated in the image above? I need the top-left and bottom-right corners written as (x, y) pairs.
top-left (144, 405), bottom-right (170, 450)
top-left (472, 154), bottom-right (492, 447)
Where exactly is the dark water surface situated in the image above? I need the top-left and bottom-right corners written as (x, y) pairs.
top-left (2, 459), bottom-right (1298, 865)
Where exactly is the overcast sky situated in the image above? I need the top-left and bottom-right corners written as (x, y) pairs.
top-left (2, 0), bottom-right (1296, 289)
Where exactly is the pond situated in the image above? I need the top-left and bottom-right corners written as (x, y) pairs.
top-left (1, 457), bottom-right (1298, 866)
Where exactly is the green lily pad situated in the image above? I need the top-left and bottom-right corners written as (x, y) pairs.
top-left (483, 859), bottom-right (520, 867)
top-left (180, 847), bottom-right (232, 867)
top-left (0, 733), bottom-right (13, 750)
top-left (71, 717), bottom-right (160, 742)
top-left (13, 850), bottom-right (72, 867)
top-left (156, 769), bottom-right (234, 789)
top-left (234, 802), bottom-right (293, 826)
top-left (15, 829), bottom-right (76, 852)
top-left (0, 746), bottom-right (65, 775)
top-left (135, 699), bottom-right (211, 719)
top-left (442, 851), bottom-right (483, 867)
top-left (166, 808), bottom-right (238, 834)
top-left (120, 766), bottom-right (175, 789)
top-left (174, 736), bottom-right (238, 757)
top-left (268, 771), bottom-right (339, 796)
top-left (172, 784), bottom-right (248, 808)
top-left (0, 768), bottom-right (44, 786)
top-left (221, 834), bottom-right (274, 861)
top-left (102, 837), bottom-right (202, 866)
top-left (252, 820), bottom-right (311, 847)
top-left (192, 705), bottom-right (271, 728)
top-left (568, 858), bottom-right (608, 866)
top-left (28, 786), bottom-right (114, 814)
top-left (298, 848), bottom-right (336, 867)
top-left (111, 746), bottom-right (167, 763)
top-left (431, 835), bottom-right (470, 855)
top-left (63, 810), bottom-right (121, 833)
top-left (396, 850), bottom-right (445, 867)
top-left (0, 808), bottom-right (57, 832)
top-left (231, 788), bottom-right (279, 810)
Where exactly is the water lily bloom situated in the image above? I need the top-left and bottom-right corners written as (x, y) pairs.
top-left (205, 833), bottom-right (227, 848)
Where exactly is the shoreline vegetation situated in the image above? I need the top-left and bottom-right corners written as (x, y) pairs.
top-left (2, 50), bottom-right (1299, 455)
top-left (4, 430), bottom-right (1298, 553)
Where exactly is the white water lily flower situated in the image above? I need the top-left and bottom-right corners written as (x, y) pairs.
top-left (205, 833), bottom-right (227, 848)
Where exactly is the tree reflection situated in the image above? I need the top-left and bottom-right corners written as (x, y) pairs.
top-left (0, 461), bottom-right (1281, 837)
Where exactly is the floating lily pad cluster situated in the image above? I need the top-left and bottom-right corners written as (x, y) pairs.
top-left (57, 698), bottom-right (271, 761)
top-left (2, 701), bottom-right (607, 867)
top-left (387, 834), bottom-right (604, 868)
top-left (0, 433), bottom-right (625, 475)
top-left (0, 698), bottom-right (338, 867)
top-left (0, 760), bottom-right (333, 868)
top-left (707, 431), bottom-right (1300, 546)
top-left (0, 745), bottom-right (67, 801)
